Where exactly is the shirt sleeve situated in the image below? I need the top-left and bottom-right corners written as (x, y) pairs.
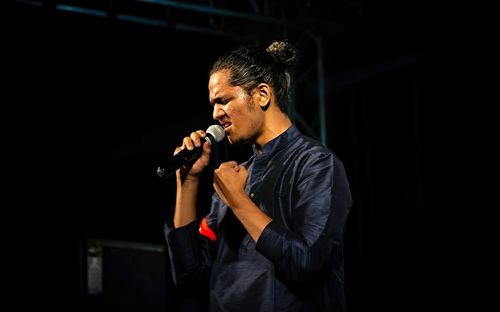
top-left (255, 152), bottom-right (352, 282)
top-left (164, 195), bottom-right (221, 285)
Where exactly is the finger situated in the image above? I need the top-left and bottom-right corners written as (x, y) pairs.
top-left (183, 137), bottom-right (194, 150)
top-left (212, 176), bottom-right (226, 199)
top-left (237, 165), bottom-right (248, 173)
top-left (200, 141), bottom-right (211, 157)
top-left (197, 141), bottom-right (212, 167)
top-left (174, 146), bottom-right (183, 156)
top-left (220, 161), bottom-right (238, 169)
top-left (213, 182), bottom-right (222, 198)
top-left (195, 130), bottom-right (206, 138)
top-left (190, 131), bottom-right (203, 147)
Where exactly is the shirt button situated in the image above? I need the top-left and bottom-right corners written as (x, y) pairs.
top-left (250, 193), bottom-right (255, 198)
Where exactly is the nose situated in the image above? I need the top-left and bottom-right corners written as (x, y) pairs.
top-left (212, 104), bottom-right (226, 121)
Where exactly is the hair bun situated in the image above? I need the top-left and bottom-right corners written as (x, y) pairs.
top-left (266, 40), bottom-right (298, 69)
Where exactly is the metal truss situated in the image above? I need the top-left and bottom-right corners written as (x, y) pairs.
top-left (10, 0), bottom-right (364, 146)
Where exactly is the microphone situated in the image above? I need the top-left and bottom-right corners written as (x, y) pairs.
top-left (156, 125), bottom-right (225, 178)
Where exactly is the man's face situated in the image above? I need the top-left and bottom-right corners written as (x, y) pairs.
top-left (209, 70), bottom-right (263, 145)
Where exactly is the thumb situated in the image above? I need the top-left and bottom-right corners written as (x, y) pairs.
top-left (200, 141), bottom-right (211, 161)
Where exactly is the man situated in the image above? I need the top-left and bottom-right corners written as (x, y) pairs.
top-left (165, 40), bottom-right (352, 311)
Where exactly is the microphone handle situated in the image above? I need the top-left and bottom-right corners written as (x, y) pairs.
top-left (174, 146), bottom-right (204, 168)
top-left (156, 146), bottom-right (203, 178)
top-left (157, 133), bottom-right (217, 179)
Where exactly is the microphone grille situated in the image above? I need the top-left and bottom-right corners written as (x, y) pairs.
top-left (206, 125), bottom-right (225, 143)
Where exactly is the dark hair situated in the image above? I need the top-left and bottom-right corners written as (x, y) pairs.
top-left (209, 40), bottom-right (299, 113)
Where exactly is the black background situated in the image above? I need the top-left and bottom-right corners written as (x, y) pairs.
top-left (3, 0), bottom-right (475, 310)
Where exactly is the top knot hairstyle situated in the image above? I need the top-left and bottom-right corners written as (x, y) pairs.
top-left (210, 40), bottom-right (299, 114)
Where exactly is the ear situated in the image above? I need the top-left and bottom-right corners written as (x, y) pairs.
top-left (254, 83), bottom-right (271, 110)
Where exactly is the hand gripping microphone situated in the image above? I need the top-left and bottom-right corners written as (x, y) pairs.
top-left (156, 125), bottom-right (225, 178)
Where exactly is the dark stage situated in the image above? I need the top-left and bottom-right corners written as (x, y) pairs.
top-left (4, 0), bottom-right (469, 311)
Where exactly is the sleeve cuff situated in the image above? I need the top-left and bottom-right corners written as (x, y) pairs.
top-left (164, 221), bottom-right (200, 283)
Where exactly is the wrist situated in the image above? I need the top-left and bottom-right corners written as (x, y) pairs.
top-left (184, 176), bottom-right (201, 183)
top-left (229, 192), bottom-right (252, 210)
top-left (177, 176), bottom-right (200, 188)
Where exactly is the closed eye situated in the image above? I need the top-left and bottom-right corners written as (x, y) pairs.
top-left (210, 95), bottom-right (232, 106)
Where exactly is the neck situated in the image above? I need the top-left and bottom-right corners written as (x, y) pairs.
top-left (254, 108), bottom-right (292, 150)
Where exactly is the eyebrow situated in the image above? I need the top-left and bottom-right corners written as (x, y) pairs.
top-left (209, 96), bottom-right (226, 105)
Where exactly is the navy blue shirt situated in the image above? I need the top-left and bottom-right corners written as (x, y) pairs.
top-left (165, 125), bottom-right (352, 311)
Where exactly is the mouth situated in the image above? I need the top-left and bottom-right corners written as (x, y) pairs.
top-left (221, 121), bottom-right (232, 132)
